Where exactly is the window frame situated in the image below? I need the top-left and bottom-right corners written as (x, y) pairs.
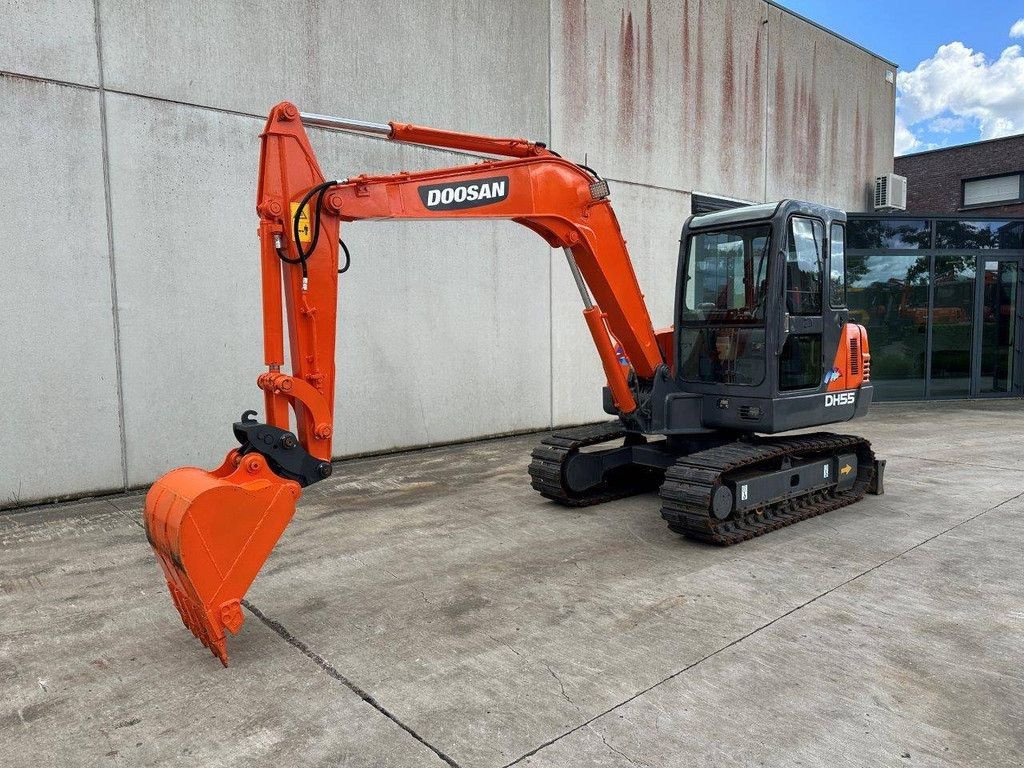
top-left (829, 222), bottom-right (847, 308)
top-left (960, 172), bottom-right (1024, 210)
top-left (680, 222), bottom-right (773, 325)
top-left (784, 215), bottom-right (826, 316)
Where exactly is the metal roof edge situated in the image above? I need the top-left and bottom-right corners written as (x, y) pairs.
top-left (763, 0), bottom-right (899, 70)
top-left (895, 132), bottom-right (1024, 159)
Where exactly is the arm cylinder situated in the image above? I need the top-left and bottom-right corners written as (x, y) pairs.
top-left (299, 112), bottom-right (392, 136)
top-left (298, 109), bottom-right (546, 158)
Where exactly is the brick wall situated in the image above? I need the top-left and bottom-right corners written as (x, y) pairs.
top-left (894, 135), bottom-right (1024, 216)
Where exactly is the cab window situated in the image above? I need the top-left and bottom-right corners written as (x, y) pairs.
top-left (682, 225), bottom-right (771, 323)
top-left (786, 217), bottom-right (824, 315)
top-left (830, 223), bottom-right (847, 308)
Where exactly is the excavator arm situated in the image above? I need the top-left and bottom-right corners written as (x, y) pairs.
top-left (144, 102), bottom-right (664, 664)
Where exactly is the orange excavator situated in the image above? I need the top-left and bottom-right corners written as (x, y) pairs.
top-left (145, 102), bottom-right (884, 665)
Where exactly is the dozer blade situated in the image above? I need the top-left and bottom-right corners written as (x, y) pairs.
top-left (144, 450), bottom-right (301, 665)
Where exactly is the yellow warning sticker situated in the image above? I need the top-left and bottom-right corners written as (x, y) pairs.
top-left (840, 464), bottom-right (853, 476)
top-left (291, 202), bottom-right (312, 243)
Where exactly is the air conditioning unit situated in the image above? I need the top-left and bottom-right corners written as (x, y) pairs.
top-left (874, 173), bottom-right (907, 211)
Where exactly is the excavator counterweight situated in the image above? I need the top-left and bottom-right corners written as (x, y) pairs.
top-left (144, 102), bottom-right (883, 665)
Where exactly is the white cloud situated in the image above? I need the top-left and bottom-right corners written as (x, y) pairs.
top-left (897, 41), bottom-right (1024, 141)
top-left (926, 115), bottom-right (966, 133)
top-left (1011, 19), bottom-right (1024, 38)
top-left (893, 112), bottom-right (920, 155)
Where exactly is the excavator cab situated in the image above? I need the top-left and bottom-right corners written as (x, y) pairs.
top-left (671, 200), bottom-right (873, 434)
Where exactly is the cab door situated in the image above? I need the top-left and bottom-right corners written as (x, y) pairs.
top-left (823, 221), bottom-right (852, 387)
top-left (779, 215), bottom-right (827, 393)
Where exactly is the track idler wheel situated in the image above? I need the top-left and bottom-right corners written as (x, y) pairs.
top-left (143, 450), bottom-right (301, 665)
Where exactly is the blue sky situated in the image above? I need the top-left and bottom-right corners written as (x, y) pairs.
top-left (776, 1), bottom-right (1024, 155)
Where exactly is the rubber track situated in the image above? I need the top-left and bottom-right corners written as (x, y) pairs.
top-left (528, 421), bottom-right (659, 507)
top-left (659, 432), bottom-right (875, 546)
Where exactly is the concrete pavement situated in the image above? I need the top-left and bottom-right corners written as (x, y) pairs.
top-left (2, 401), bottom-right (1022, 766)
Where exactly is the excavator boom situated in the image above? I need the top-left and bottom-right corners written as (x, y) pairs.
top-left (144, 102), bottom-right (665, 664)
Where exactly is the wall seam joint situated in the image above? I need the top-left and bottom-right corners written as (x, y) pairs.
top-left (763, 3), bottom-right (770, 203)
top-left (92, 0), bottom-right (130, 490)
top-left (548, 0), bottom-right (554, 428)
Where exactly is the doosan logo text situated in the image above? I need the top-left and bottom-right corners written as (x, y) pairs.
top-left (418, 176), bottom-right (509, 211)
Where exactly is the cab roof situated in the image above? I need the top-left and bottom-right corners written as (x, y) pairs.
top-left (687, 200), bottom-right (847, 230)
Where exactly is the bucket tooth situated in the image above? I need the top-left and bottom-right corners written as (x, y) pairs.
top-left (143, 450), bottom-right (302, 665)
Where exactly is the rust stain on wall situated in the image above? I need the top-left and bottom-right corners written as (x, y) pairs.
top-left (618, 8), bottom-right (637, 146)
top-left (551, 0), bottom-right (887, 207)
top-left (681, 0), bottom-right (691, 95)
top-left (829, 99), bottom-right (840, 183)
top-left (692, 0), bottom-right (705, 181)
top-left (853, 99), bottom-right (864, 203)
top-left (599, 29), bottom-right (609, 120)
top-left (681, 0), bottom-right (693, 179)
top-left (562, 0), bottom-right (588, 123)
top-left (719, 12), bottom-right (736, 180)
top-left (746, 22), bottom-right (764, 164)
top-left (643, 0), bottom-right (655, 151)
top-left (806, 41), bottom-right (822, 193)
top-left (863, 99), bottom-right (876, 206)
top-left (772, 49), bottom-right (786, 178)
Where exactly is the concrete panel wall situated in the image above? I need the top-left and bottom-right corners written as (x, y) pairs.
top-left (0, 77), bottom-right (122, 505)
top-left (0, 1), bottom-right (98, 84)
top-left (2, 1), bottom-right (895, 505)
top-left (764, 4), bottom-right (896, 211)
top-left (96, 0), bottom-right (549, 139)
top-left (551, 0), bottom-right (769, 202)
top-left (103, 96), bottom-right (267, 485)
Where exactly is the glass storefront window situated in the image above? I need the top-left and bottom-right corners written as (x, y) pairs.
top-left (930, 255), bottom-right (976, 397)
top-left (846, 253), bottom-right (929, 399)
top-left (848, 219), bottom-right (931, 249)
top-left (935, 220), bottom-right (1024, 250)
top-left (979, 260), bottom-right (1018, 394)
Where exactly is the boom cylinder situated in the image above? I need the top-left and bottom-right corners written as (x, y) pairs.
top-left (583, 307), bottom-right (637, 414)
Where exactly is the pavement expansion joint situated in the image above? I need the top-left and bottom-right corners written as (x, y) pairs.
top-left (104, 467), bottom-right (1022, 767)
top-left (885, 452), bottom-right (1022, 473)
top-left (105, 501), bottom-right (462, 765)
top-left (240, 598), bottom-right (463, 768)
top-left (501, 492), bottom-right (1015, 767)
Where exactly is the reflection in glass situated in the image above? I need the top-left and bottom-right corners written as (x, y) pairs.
top-left (930, 256), bottom-right (976, 397)
top-left (683, 225), bottom-right (771, 323)
top-left (847, 254), bottom-right (929, 399)
top-left (980, 261), bottom-right (1018, 393)
top-left (779, 335), bottom-right (822, 391)
top-left (936, 220), bottom-right (1024, 250)
top-left (678, 327), bottom-right (766, 385)
top-left (830, 223), bottom-right (846, 307)
top-left (848, 219), bottom-right (931, 249)
top-left (786, 217), bottom-right (824, 315)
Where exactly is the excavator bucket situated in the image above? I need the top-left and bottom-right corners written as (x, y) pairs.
top-left (144, 450), bottom-right (302, 665)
